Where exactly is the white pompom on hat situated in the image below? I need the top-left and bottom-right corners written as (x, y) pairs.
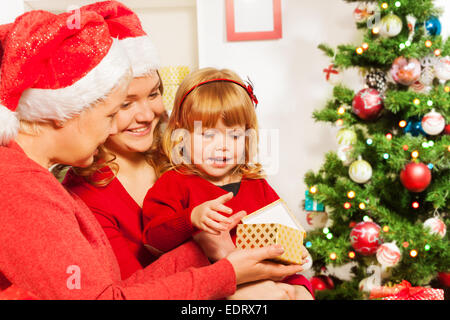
top-left (0, 8), bottom-right (131, 146)
top-left (81, 0), bottom-right (160, 77)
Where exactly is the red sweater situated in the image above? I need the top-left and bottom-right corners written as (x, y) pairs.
top-left (0, 142), bottom-right (236, 299)
top-left (142, 170), bottom-right (313, 295)
top-left (63, 168), bottom-right (155, 280)
top-left (142, 170), bottom-right (280, 251)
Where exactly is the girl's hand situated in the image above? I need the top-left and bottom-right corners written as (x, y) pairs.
top-left (191, 192), bottom-right (236, 234)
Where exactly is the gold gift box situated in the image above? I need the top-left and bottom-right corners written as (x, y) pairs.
top-left (236, 223), bottom-right (305, 264)
top-left (235, 199), bottom-right (306, 265)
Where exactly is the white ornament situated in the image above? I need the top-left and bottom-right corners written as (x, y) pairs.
top-left (337, 128), bottom-right (357, 145)
top-left (301, 253), bottom-right (313, 271)
top-left (325, 262), bottom-right (358, 281)
top-left (305, 211), bottom-right (328, 229)
top-left (406, 14), bottom-right (417, 42)
top-left (421, 109), bottom-right (445, 135)
top-left (379, 13), bottom-right (403, 38)
top-left (420, 56), bottom-right (437, 86)
top-left (336, 127), bottom-right (357, 165)
top-left (424, 217), bottom-right (447, 238)
top-left (337, 144), bottom-right (354, 165)
top-left (353, 2), bottom-right (377, 23)
top-left (359, 265), bottom-right (382, 293)
top-left (434, 56), bottom-right (450, 83)
top-left (376, 242), bottom-right (401, 267)
top-left (349, 157), bottom-right (373, 183)
top-left (409, 81), bottom-right (431, 94)
top-left (410, 56), bottom-right (437, 94)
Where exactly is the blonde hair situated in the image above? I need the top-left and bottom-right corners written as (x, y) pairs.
top-left (19, 120), bottom-right (43, 136)
top-left (52, 71), bottom-right (170, 186)
top-left (162, 67), bottom-right (264, 179)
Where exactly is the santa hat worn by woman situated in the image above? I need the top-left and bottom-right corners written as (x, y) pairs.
top-left (82, 0), bottom-right (160, 77)
top-left (0, 9), bottom-right (131, 146)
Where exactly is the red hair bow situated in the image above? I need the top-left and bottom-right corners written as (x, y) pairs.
top-left (245, 81), bottom-right (258, 107)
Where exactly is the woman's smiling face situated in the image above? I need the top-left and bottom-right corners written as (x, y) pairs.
top-left (104, 72), bottom-right (165, 155)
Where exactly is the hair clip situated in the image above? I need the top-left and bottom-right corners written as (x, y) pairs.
top-left (244, 78), bottom-right (258, 107)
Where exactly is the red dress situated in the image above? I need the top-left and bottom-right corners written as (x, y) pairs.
top-left (63, 168), bottom-right (155, 280)
top-left (142, 169), bottom-right (314, 295)
top-left (142, 170), bottom-right (280, 251)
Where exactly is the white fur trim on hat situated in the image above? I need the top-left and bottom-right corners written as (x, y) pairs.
top-left (16, 38), bottom-right (130, 123)
top-left (120, 35), bottom-right (160, 77)
top-left (0, 104), bottom-right (20, 146)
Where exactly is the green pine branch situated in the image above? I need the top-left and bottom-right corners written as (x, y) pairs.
top-left (306, 0), bottom-right (449, 300)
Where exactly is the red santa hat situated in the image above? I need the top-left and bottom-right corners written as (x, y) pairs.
top-left (0, 9), bottom-right (131, 146)
top-left (82, 0), bottom-right (160, 77)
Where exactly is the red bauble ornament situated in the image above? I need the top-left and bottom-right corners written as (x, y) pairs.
top-left (438, 272), bottom-right (450, 287)
top-left (310, 277), bottom-right (327, 291)
top-left (400, 162), bottom-right (432, 193)
top-left (444, 124), bottom-right (450, 135)
top-left (352, 88), bottom-right (384, 120)
top-left (350, 221), bottom-right (382, 256)
top-left (310, 276), bottom-right (334, 292)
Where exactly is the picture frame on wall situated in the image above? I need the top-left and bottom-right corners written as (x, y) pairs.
top-left (225, 0), bottom-right (282, 41)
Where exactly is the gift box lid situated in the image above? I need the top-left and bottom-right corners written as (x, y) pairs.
top-left (242, 199), bottom-right (306, 235)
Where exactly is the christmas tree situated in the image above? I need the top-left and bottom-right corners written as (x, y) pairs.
top-left (303, 0), bottom-right (449, 300)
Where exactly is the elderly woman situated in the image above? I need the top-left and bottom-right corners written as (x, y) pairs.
top-left (0, 6), bottom-right (303, 299)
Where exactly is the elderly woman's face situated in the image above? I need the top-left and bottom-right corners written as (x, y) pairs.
top-left (57, 82), bottom-right (129, 167)
top-left (104, 73), bottom-right (165, 155)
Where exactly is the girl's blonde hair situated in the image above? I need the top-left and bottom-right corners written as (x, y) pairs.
top-left (52, 71), bottom-right (170, 186)
top-left (162, 67), bottom-right (265, 179)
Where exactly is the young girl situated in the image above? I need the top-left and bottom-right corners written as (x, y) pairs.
top-left (142, 67), bottom-right (313, 299)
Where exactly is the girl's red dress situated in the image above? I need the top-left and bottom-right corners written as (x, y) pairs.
top-left (142, 169), bottom-right (313, 296)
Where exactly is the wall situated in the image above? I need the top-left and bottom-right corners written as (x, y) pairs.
top-left (23, 0), bottom-right (199, 70)
top-left (136, 5), bottom-right (198, 69)
top-left (197, 0), bottom-right (450, 229)
top-left (0, 0), bottom-right (24, 24)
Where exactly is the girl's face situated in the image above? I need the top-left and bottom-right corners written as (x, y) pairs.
top-left (190, 118), bottom-right (246, 183)
top-left (105, 73), bottom-right (165, 155)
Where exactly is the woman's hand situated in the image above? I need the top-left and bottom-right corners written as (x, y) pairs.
top-left (227, 280), bottom-right (296, 300)
top-left (190, 192), bottom-right (236, 234)
top-left (225, 245), bottom-right (304, 285)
